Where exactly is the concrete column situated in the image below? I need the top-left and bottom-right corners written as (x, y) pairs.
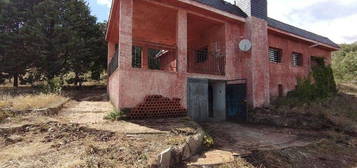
top-left (118, 0), bottom-right (133, 70)
top-left (245, 17), bottom-right (270, 107)
top-left (177, 10), bottom-right (188, 73)
top-left (224, 23), bottom-right (234, 78)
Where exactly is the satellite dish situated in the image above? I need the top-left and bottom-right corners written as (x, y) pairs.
top-left (239, 39), bottom-right (252, 52)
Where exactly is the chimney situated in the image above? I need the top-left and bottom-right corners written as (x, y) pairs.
top-left (235, 0), bottom-right (267, 20)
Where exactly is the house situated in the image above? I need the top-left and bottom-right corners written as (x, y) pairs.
top-left (105, 0), bottom-right (339, 121)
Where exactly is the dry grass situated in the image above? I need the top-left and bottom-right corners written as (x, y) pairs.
top-left (338, 82), bottom-right (357, 96)
top-left (0, 94), bottom-right (67, 111)
top-left (218, 158), bottom-right (256, 168)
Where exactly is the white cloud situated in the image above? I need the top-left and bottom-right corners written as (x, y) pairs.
top-left (267, 0), bottom-right (357, 44)
top-left (96, 0), bottom-right (112, 8)
top-left (228, 0), bottom-right (357, 44)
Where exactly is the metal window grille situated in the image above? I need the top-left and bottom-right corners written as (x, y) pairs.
top-left (292, 52), bottom-right (303, 66)
top-left (269, 48), bottom-right (282, 63)
top-left (195, 47), bottom-right (208, 63)
top-left (132, 46), bottom-right (142, 68)
top-left (108, 49), bottom-right (118, 76)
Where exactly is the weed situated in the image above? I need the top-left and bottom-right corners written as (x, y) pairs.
top-left (104, 109), bottom-right (125, 121)
top-left (203, 135), bottom-right (214, 149)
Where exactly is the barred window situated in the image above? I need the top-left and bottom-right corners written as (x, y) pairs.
top-left (195, 46), bottom-right (208, 63)
top-left (292, 52), bottom-right (303, 66)
top-left (132, 46), bottom-right (142, 68)
top-left (269, 47), bottom-right (282, 63)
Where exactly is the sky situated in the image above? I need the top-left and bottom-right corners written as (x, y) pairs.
top-left (86, 0), bottom-right (357, 44)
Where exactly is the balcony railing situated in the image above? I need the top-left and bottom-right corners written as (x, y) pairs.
top-left (187, 47), bottom-right (225, 75)
top-left (108, 49), bottom-right (118, 76)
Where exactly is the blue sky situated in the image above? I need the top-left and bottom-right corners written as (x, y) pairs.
top-left (86, 0), bottom-right (111, 22)
top-left (86, 0), bottom-right (357, 44)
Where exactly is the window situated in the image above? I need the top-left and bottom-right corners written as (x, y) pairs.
top-left (292, 52), bottom-right (303, 67)
top-left (195, 46), bottom-right (208, 63)
top-left (132, 46), bottom-right (142, 68)
top-left (148, 48), bottom-right (165, 70)
top-left (311, 56), bottom-right (325, 68)
top-left (269, 47), bottom-right (282, 63)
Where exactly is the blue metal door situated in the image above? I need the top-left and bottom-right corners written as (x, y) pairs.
top-left (226, 84), bottom-right (247, 121)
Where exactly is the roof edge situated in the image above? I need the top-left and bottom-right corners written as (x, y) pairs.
top-left (105, 0), bottom-right (117, 41)
top-left (268, 17), bottom-right (340, 50)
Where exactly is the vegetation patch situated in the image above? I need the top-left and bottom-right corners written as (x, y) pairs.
top-left (203, 135), bottom-right (215, 149)
top-left (104, 108), bottom-right (131, 121)
top-left (0, 93), bottom-right (67, 122)
top-left (8, 94), bottom-right (67, 111)
top-left (281, 65), bottom-right (337, 105)
top-left (332, 43), bottom-right (357, 82)
top-left (245, 139), bottom-right (357, 168)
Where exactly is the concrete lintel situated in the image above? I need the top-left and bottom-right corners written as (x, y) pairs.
top-left (177, 0), bottom-right (246, 23)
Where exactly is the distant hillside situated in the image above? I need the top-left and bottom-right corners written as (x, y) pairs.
top-left (332, 43), bottom-right (357, 82)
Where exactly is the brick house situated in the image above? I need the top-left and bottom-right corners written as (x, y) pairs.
top-left (106, 0), bottom-right (339, 121)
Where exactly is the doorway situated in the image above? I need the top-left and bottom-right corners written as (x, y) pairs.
top-left (187, 78), bottom-right (226, 121)
top-left (226, 81), bottom-right (247, 122)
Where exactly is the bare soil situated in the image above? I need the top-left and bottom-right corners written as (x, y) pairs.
top-left (0, 88), bottom-right (199, 168)
top-left (185, 83), bottom-right (357, 168)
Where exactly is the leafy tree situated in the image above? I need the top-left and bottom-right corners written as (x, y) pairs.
top-left (0, 0), bottom-right (107, 87)
top-left (332, 43), bottom-right (357, 82)
top-left (0, 0), bottom-right (41, 87)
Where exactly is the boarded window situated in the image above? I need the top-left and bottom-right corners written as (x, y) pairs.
top-left (132, 46), bottom-right (142, 68)
top-left (292, 52), bottom-right (303, 66)
top-left (269, 47), bottom-right (282, 63)
top-left (195, 46), bottom-right (208, 63)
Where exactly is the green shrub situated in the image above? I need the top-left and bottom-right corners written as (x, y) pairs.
top-left (40, 78), bottom-right (63, 94)
top-left (203, 135), bottom-right (214, 148)
top-left (312, 65), bottom-right (337, 97)
top-left (285, 65), bottom-right (337, 104)
top-left (104, 108), bottom-right (130, 121)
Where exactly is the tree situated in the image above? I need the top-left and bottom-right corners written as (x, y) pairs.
top-left (332, 43), bottom-right (357, 82)
top-left (27, 0), bottom-right (107, 85)
top-left (0, 0), bottom-right (107, 86)
top-left (0, 0), bottom-right (41, 87)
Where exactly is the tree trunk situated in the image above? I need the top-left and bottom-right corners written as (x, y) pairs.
top-left (13, 73), bottom-right (18, 87)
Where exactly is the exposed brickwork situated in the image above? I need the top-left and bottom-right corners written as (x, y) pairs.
top-left (106, 0), bottom-right (337, 118)
top-left (128, 95), bottom-right (187, 119)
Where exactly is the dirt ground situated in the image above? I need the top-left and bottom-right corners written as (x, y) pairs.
top-left (195, 122), bottom-right (357, 168)
top-left (185, 83), bottom-right (357, 168)
top-left (0, 89), bottom-right (199, 168)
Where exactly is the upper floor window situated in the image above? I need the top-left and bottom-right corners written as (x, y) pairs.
top-left (132, 46), bottom-right (142, 68)
top-left (269, 47), bottom-right (282, 63)
top-left (292, 52), bottom-right (303, 67)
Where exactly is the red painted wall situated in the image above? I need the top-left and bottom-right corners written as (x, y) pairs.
top-left (268, 31), bottom-right (332, 99)
top-left (106, 0), bottom-right (334, 111)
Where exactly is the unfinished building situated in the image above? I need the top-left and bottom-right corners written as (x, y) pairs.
top-left (106, 0), bottom-right (339, 121)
